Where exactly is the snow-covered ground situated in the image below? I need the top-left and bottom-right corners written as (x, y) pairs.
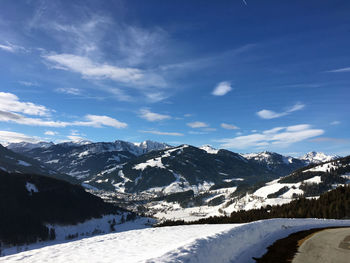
top-left (2, 218), bottom-right (350, 263)
top-left (1, 215), bottom-right (153, 257)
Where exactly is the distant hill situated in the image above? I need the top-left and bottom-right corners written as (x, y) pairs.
top-left (0, 144), bottom-right (76, 184)
top-left (0, 170), bottom-right (127, 246)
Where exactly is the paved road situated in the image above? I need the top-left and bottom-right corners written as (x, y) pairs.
top-left (293, 227), bottom-right (350, 263)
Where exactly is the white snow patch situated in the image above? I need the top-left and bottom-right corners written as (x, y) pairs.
top-left (303, 162), bottom-right (338, 173)
top-left (133, 157), bottom-right (165, 171)
top-left (303, 175), bottom-right (322, 184)
top-left (200, 145), bottom-right (219, 154)
top-left (3, 219), bottom-right (350, 263)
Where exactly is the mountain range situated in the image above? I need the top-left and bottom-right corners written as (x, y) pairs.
top-left (1, 139), bottom-right (347, 222)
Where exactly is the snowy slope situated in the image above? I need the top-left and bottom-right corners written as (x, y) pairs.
top-left (139, 155), bottom-right (349, 222)
top-left (2, 218), bottom-right (350, 263)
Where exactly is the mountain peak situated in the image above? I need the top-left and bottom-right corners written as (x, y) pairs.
top-left (200, 145), bottom-right (219, 154)
top-left (301, 151), bottom-right (340, 164)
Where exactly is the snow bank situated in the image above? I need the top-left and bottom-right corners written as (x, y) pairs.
top-left (1, 215), bottom-right (153, 258)
top-left (2, 218), bottom-right (349, 263)
top-left (153, 218), bottom-right (350, 263)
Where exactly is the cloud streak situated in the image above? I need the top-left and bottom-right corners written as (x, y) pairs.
top-left (139, 130), bottom-right (184, 136)
top-left (187, 121), bottom-right (208, 128)
top-left (221, 123), bottom-right (239, 130)
top-left (0, 131), bottom-right (40, 144)
top-left (139, 109), bottom-right (171, 122)
top-left (257, 103), bottom-right (305, 119)
top-left (327, 67), bottom-right (350, 73)
top-left (0, 42), bottom-right (27, 53)
top-left (218, 124), bottom-right (324, 149)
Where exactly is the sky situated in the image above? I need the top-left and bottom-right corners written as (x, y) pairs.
top-left (0, 0), bottom-right (349, 156)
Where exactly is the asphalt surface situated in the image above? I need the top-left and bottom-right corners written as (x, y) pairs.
top-left (293, 227), bottom-right (350, 263)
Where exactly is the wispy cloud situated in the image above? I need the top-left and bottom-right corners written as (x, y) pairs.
top-left (330, 121), bottom-right (341, 125)
top-left (310, 137), bottom-right (348, 143)
top-left (187, 121), bottom-right (208, 128)
top-left (188, 131), bottom-right (208, 135)
top-left (218, 124), bottom-right (324, 149)
top-left (0, 131), bottom-right (40, 144)
top-left (212, 81), bottom-right (232, 96)
top-left (139, 109), bottom-right (171, 122)
top-left (139, 130), bottom-right (184, 136)
top-left (55, 87), bottom-right (81, 95)
top-left (0, 42), bottom-right (27, 53)
top-left (221, 123), bottom-right (239, 130)
top-left (44, 54), bottom-right (165, 87)
top-left (257, 102), bottom-right (305, 119)
top-left (18, 81), bottom-right (39, 87)
top-left (327, 67), bottom-right (350, 73)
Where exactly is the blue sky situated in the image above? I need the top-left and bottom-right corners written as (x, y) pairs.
top-left (0, 0), bottom-right (349, 156)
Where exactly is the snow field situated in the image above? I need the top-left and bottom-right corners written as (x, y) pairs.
top-left (2, 218), bottom-right (350, 263)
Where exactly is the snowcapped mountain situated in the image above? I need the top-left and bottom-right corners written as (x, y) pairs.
top-left (7, 140), bottom-right (170, 180)
top-left (7, 141), bottom-right (54, 153)
top-left (241, 151), bottom-right (306, 176)
top-left (85, 144), bottom-right (276, 193)
top-left (300, 151), bottom-right (340, 164)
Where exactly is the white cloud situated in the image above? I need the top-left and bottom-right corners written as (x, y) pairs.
top-left (221, 123), bottom-right (239, 130)
top-left (0, 110), bottom-right (68, 127)
top-left (257, 102), bottom-right (305, 119)
top-left (44, 53), bottom-right (166, 88)
top-left (56, 87), bottom-right (81, 95)
top-left (0, 131), bottom-right (39, 144)
top-left (212, 81), bottom-right (232, 96)
top-left (187, 121), bottom-right (208, 128)
top-left (0, 92), bottom-right (127, 129)
top-left (218, 124), bottom-right (324, 149)
top-left (0, 110), bottom-right (127, 129)
top-left (140, 130), bottom-right (183, 136)
top-left (0, 92), bottom-right (50, 116)
top-left (327, 67), bottom-right (350, 73)
top-left (44, 130), bottom-right (58, 136)
top-left (139, 109), bottom-right (171, 122)
top-left (75, 115), bottom-right (128, 129)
